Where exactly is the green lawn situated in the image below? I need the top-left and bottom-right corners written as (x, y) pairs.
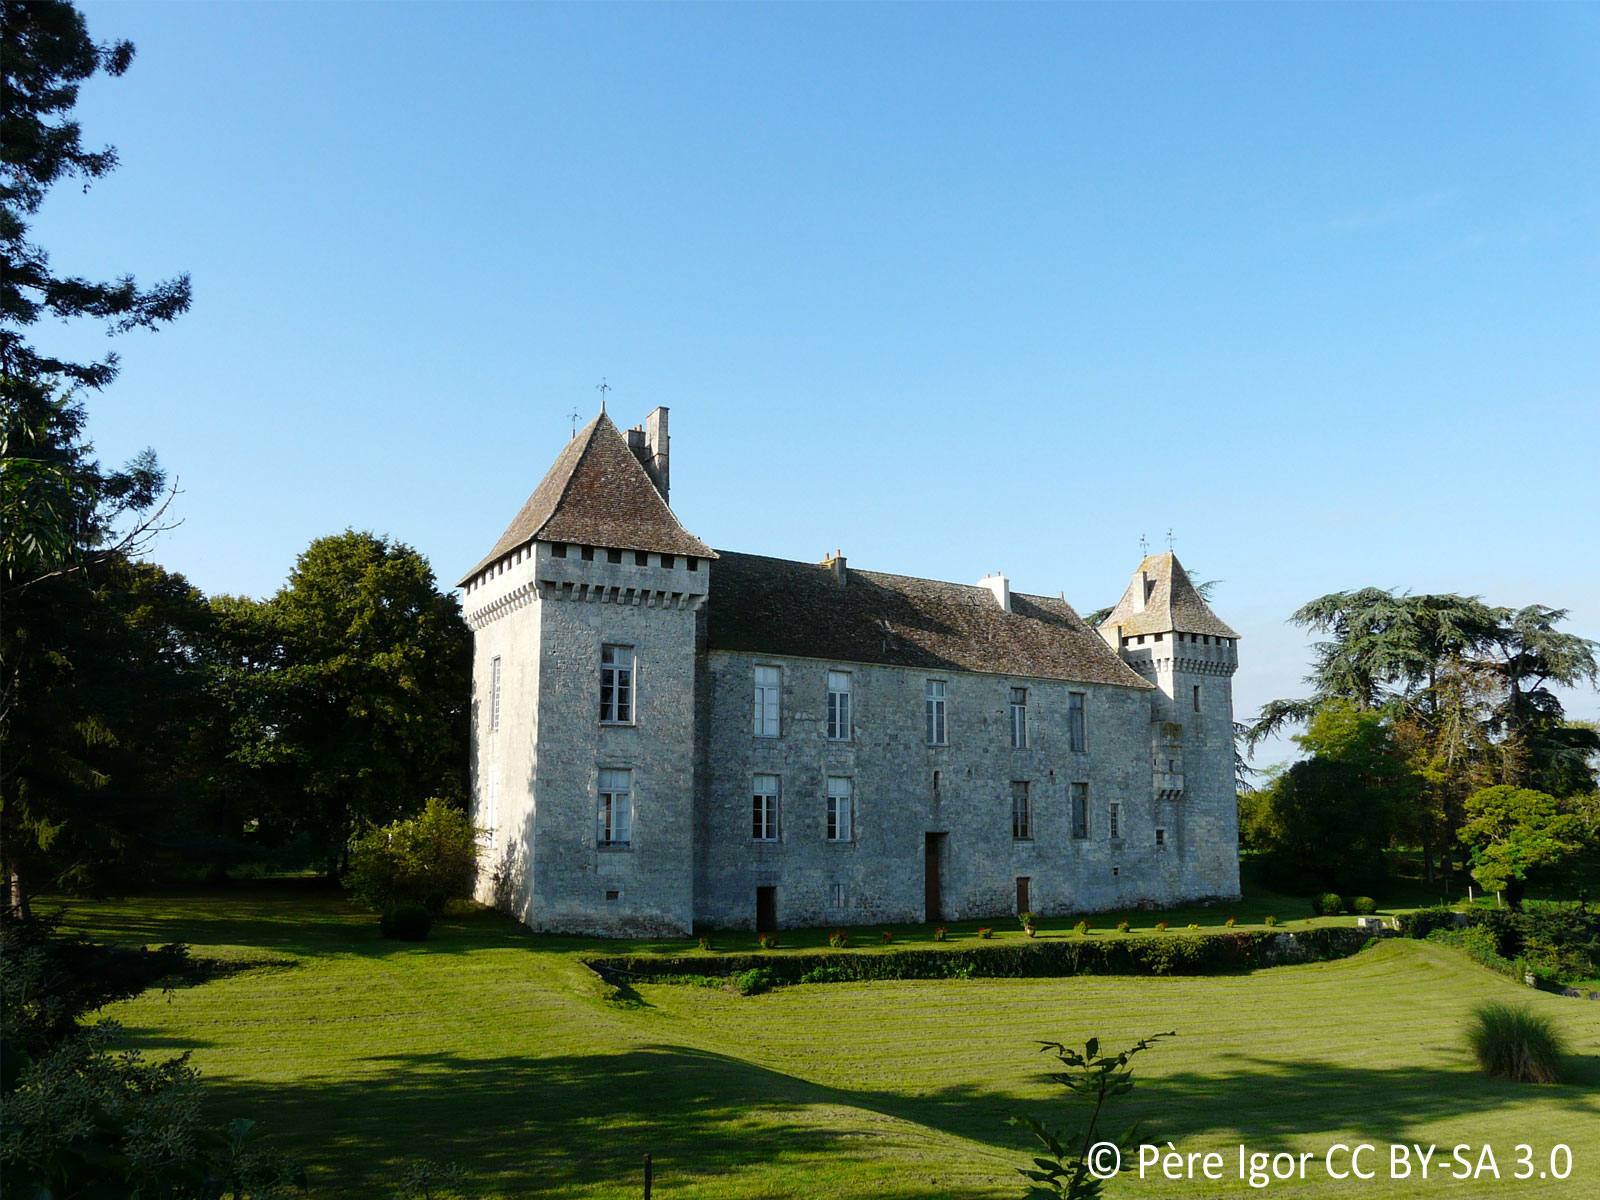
top-left (54, 888), bottom-right (1600, 1199)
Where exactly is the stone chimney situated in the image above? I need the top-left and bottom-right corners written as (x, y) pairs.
top-left (820, 549), bottom-right (847, 583)
top-left (627, 407), bottom-right (671, 503)
top-left (978, 572), bottom-right (1011, 613)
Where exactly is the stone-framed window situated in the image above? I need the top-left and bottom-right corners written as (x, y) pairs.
top-left (753, 665), bottom-right (781, 737)
top-left (752, 774), bottom-right (780, 841)
top-left (600, 644), bottom-right (634, 724)
top-left (490, 656), bottom-right (502, 732)
top-left (827, 671), bottom-right (852, 741)
top-left (1154, 826), bottom-right (1167, 849)
top-left (826, 776), bottom-right (853, 842)
top-left (1011, 780), bottom-right (1031, 841)
top-left (1192, 683), bottom-right (1201, 712)
top-left (1009, 687), bottom-right (1028, 749)
top-left (1071, 782), bottom-right (1089, 840)
top-left (1067, 692), bottom-right (1087, 753)
top-left (598, 768), bottom-right (633, 848)
top-left (925, 680), bottom-right (947, 746)
top-left (1108, 801), bottom-right (1121, 840)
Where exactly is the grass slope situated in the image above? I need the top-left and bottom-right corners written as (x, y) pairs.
top-left (57, 890), bottom-right (1600, 1199)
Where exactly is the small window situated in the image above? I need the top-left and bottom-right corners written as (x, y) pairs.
top-left (607, 548), bottom-right (622, 564)
top-left (1068, 692), bottom-right (1087, 753)
top-left (1192, 684), bottom-right (1201, 712)
top-left (600, 645), bottom-right (634, 724)
top-left (753, 665), bottom-right (781, 737)
top-left (1009, 687), bottom-right (1028, 749)
top-left (580, 545), bottom-right (595, 562)
top-left (925, 680), bottom-right (947, 746)
top-left (686, 557), bottom-right (699, 571)
top-left (635, 550), bottom-right (649, 566)
top-left (752, 774), bottom-right (779, 841)
top-left (605, 889), bottom-right (620, 902)
top-left (551, 542), bottom-right (568, 558)
top-left (826, 777), bottom-right (853, 842)
top-left (1071, 782), bottom-right (1089, 840)
top-left (598, 768), bottom-right (633, 847)
top-left (832, 881), bottom-right (846, 908)
top-left (490, 655), bottom-right (502, 732)
top-left (1154, 632), bottom-right (1164, 642)
top-left (1011, 781), bottom-right (1031, 841)
top-left (661, 554), bottom-right (675, 569)
top-left (1155, 826), bottom-right (1167, 849)
top-left (1108, 801), bottom-right (1121, 840)
top-left (827, 671), bottom-right (852, 741)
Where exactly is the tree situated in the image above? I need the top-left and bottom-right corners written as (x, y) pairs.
top-left (1250, 755), bottom-right (1391, 893)
top-left (346, 798), bottom-right (479, 914)
top-left (2, 0), bottom-right (191, 913)
top-left (1457, 785), bottom-right (1588, 908)
top-left (262, 531), bottom-right (470, 869)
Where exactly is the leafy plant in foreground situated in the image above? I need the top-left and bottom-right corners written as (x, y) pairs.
top-left (1465, 1001), bottom-right (1565, 1084)
top-left (1011, 1031), bottom-right (1175, 1198)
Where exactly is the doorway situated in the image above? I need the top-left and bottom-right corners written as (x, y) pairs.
top-left (924, 833), bottom-right (946, 922)
top-left (755, 886), bottom-right (777, 932)
top-left (1016, 876), bottom-right (1031, 915)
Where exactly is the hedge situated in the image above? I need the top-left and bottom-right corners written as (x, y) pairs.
top-left (586, 928), bottom-right (1375, 990)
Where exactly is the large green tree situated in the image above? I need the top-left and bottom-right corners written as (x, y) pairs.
top-left (2, 0), bottom-right (191, 912)
top-left (259, 531), bottom-right (471, 870)
top-left (1457, 785), bottom-right (1589, 908)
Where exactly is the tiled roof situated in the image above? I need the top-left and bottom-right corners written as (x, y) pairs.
top-left (706, 552), bottom-right (1153, 689)
top-left (459, 414), bottom-right (713, 586)
top-left (1097, 552), bottom-right (1240, 640)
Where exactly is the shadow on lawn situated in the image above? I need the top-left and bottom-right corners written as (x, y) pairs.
top-left (188, 1039), bottom-right (1600, 1198)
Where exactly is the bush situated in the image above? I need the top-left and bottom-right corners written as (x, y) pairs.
top-left (1074, 920), bottom-right (1091, 936)
top-left (346, 798), bottom-right (478, 913)
top-left (977, 927), bottom-right (994, 939)
top-left (1224, 917), bottom-right (1237, 928)
top-left (697, 934), bottom-right (715, 951)
top-left (827, 929), bottom-right (849, 948)
top-left (1349, 896), bottom-right (1378, 915)
top-left (1018, 912), bottom-right (1036, 931)
top-left (1263, 915), bottom-right (1278, 927)
top-left (380, 905), bottom-right (433, 941)
top-left (1115, 921), bottom-right (1130, 934)
top-left (1154, 921), bottom-right (1168, 932)
top-left (1465, 1002), bottom-right (1565, 1084)
top-left (735, 968), bottom-right (776, 995)
top-left (1313, 893), bottom-right (1344, 916)
top-left (879, 930), bottom-right (895, 945)
top-left (757, 932), bottom-right (780, 949)
top-left (933, 927), bottom-right (947, 942)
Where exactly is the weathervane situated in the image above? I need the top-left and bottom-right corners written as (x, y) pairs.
top-left (1139, 533), bottom-right (1149, 556)
top-left (566, 405), bottom-right (582, 439)
top-left (1166, 528), bottom-right (1175, 552)
top-left (596, 377), bottom-right (610, 413)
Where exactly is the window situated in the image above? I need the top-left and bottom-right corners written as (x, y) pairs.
top-left (687, 557), bottom-right (699, 571)
top-left (661, 554), bottom-right (675, 569)
top-left (1155, 826), bottom-right (1167, 849)
top-left (925, 680), bottom-right (947, 745)
top-left (753, 665), bottom-right (781, 737)
top-left (1068, 692), bottom-right (1087, 753)
top-left (598, 768), bottom-right (633, 847)
top-left (551, 542), bottom-right (568, 558)
top-left (1071, 782), bottom-right (1089, 839)
top-left (605, 889), bottom-right (620, 902)
top-left (826, 777), bottom-right (853, 842)
top-left (1108, 801), bottom-right (1121, 840)
top-left (752, 774), bottom-right (779, 841)
top-left (580, 545), bottom-right (595, 561)
top-left (600, 645), bottom-right (634, 723)
top-left (1011, 781), bottom-right (1031, 840)
top-left (634, 550), bottom-right (649, 566)
top-left (833, 881), bottom-right (846, 907)
top-left (1192, 684), bottom-right (1201, 713)
top-left (607, 548), bottom-right (622, 564)
top-left (827, 671), bottom-right (852, 741)
top-left (1009, 687), bottom-right (1028, 749)
top-left (490, 656), bottom-right (502, 731)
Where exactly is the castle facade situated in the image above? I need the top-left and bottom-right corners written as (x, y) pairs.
top-left (460, 408), bottom-right (1241, 936)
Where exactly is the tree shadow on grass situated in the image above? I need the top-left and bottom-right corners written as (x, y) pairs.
top-left (181, 1036), bottom-right (1600, 1199)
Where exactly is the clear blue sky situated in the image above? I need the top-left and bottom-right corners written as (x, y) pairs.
top-left (39, 1), bottom-right (1600, 765)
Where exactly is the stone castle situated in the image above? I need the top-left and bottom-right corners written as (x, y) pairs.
top-left (459, 407), bottom-right (1241, 936)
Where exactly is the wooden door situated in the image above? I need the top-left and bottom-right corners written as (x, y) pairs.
top-left (924, 834), bottom-right (943, 922)
top-left (1016, 876), bottom-right (1031, 914)
top-left (755, 886), bottom-right (777, 932)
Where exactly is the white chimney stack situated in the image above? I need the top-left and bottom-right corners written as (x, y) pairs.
top-left (978, 572), bottom-right (1011, 613)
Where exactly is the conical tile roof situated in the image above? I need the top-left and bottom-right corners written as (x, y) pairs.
top-left (1097, 552), bottom-right (1239, 640)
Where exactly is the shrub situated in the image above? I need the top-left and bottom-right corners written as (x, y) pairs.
top-left (1074, 920), bottom-right (1091, 936)
top-left (380, 905), bottom-right (433, 941)
top-left (1349, 896), bottom-right (1378, 915)
top-left (757, 932), bottom-right (780, 949)
top-left (1224, 917), bottom-right (1237, 928)
top-left (697, 934), bottom-right (715, 951)
top-left (347, 798), bottom-right (479, 913)
top-left (828, 929), bottom-right (850, 948)
top-left (933, 926), bottom-right (947, 942)
top-left (1018, 912), bottom-right (1036, 931)
top-left (1313, 893), bottom-right (1344, 916)
top-left (880, 930), bottom-right (895, 945)
top-left (1395, 905), bottom-right (1461, 939)
top-left (977, 927), bottom-right (995, 939)
top-left (1264, 915), bottom-right (1278, 927)
top-left (735, 968), bottom-right (776, 995)
top-left (1187, 923), bottom-right (1200, 931)
top-left (1464, 1002), bottom-right (1565, 1084)
top-left (1154, 921), bottom-right (1168, 933)
top-left (1115, 921), bottom-right (1130, 934)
